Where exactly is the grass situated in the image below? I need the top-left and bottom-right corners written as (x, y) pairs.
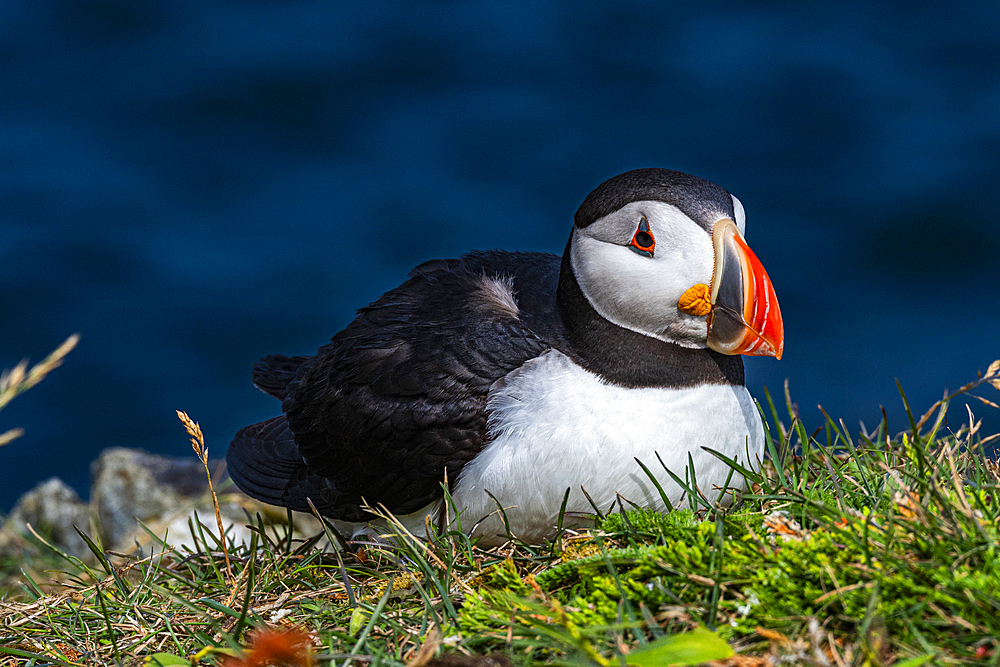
top-left (1, 350), bottom-right (1000, 665)
top-left (0, 334), bottom-right (78, 448)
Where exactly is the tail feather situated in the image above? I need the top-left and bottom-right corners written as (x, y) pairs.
top-left (227, 416), bottom-right (341, 516)
top-left (227, 416), bottom-right (305, 507)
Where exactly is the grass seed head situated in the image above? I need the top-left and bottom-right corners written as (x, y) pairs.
top-left (177, 409), bottom-right (208, 462)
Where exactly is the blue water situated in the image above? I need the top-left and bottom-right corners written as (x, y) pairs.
top-left (2, 1), bottom-right (999, 510)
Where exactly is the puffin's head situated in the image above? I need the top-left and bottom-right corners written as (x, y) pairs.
top-left (569, 168), bottom-right (783, 359)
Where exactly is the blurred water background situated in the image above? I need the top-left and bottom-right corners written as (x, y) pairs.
top-left (2, 1), bottom-right (1000, 510)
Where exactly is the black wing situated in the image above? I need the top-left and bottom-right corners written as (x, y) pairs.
top-left (227, 252), bottom-right (558, 520)
top-left (252, 354), bottom-right (310, 400)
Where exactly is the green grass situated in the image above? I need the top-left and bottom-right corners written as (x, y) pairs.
top-left (2, 352), bottom-right (1000, 666)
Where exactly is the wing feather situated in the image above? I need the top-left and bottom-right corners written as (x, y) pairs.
top-left (230, 251), bottom-right (560, 519)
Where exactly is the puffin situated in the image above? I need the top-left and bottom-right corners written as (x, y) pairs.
top-left (227, 168), bottom-right (783, 546)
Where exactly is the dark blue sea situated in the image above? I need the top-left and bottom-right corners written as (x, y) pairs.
top-left (2, 1), bottom-right (999, 510)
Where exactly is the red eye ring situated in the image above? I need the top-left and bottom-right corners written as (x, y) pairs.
top-left (629, 216), bottom-right (655, 257)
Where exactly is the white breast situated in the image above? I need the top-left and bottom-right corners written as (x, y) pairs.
top-left (406, 349), bottom-right (763, 545)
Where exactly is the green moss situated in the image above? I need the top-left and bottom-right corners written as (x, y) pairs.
top-left (596, 507), bottom-right (699, 538)
top-left (486, 557), bottom-right (530, 595)
top-left (459, 501), bottom-right (1000, 652)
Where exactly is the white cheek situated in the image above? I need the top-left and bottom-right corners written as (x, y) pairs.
top-left (571, 228), bottom-right (714, 344)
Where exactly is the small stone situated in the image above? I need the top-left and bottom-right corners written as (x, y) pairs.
top-left (2, 477), bottom-right (91, 559)
top-left (90, 447), bottom-right (217, 549)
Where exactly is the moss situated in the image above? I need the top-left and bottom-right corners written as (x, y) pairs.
top-left (459, 501), bottom-right (1000, 651)
top-left (485, 558), bottom-right (530, 595)
top-left (596, 507), bottom-right (699, 538)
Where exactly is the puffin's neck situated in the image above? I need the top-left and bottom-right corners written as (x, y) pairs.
top-left (555, 241), bottom-right (745, 389)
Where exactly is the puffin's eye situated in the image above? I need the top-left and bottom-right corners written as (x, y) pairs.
top-left (629, 217), bottom-right (655, 257)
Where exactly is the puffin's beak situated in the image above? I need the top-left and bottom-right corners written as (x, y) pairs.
top-left (705, 218), bottom-right (784, 359)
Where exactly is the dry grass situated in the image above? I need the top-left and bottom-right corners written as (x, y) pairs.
top-left (0, 334), bottom-right (78, 447)
top-left (178, 410), bottom-right (234, 580)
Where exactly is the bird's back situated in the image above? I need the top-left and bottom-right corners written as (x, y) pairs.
top-left (227, 250), bottom-right (563, 520)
